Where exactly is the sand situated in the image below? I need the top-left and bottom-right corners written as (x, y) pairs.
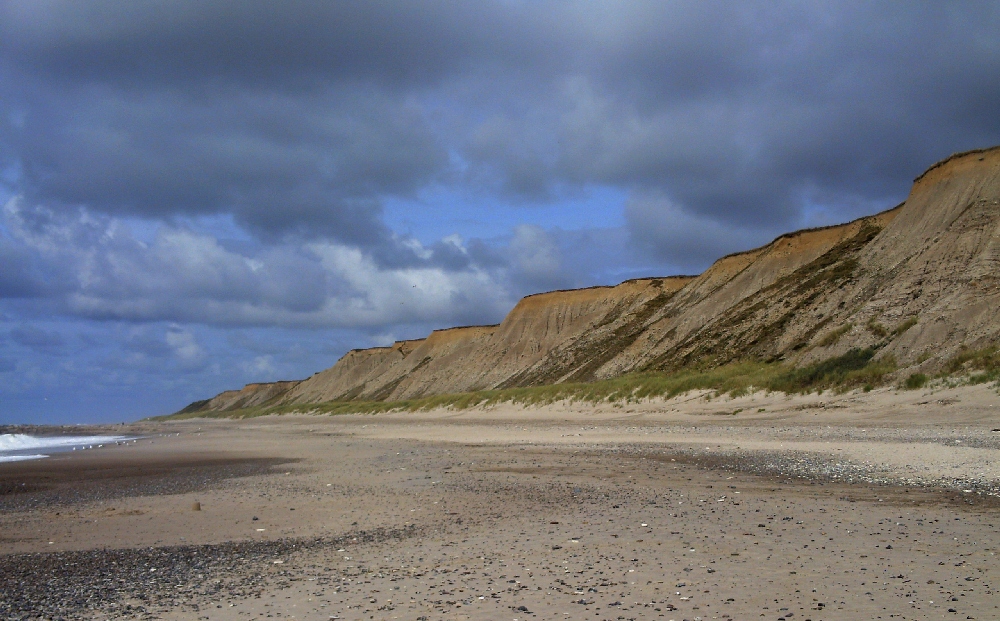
top-left (3, 384), bottom-right (1000, 620)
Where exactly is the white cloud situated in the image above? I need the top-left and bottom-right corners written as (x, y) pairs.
top-left (2, 195), bottom-right (520, 329)
top-left (509, 225), bottom-right (560, 278)
top-left (308, 238), bottom-right (511, 327)
top-left (242, 355), bottom-right (276, 376)
top-left (505, 224), bottom-right (569, 291)
top-left (165, 326), bottom-right (205, 366)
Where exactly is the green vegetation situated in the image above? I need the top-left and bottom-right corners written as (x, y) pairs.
top-left (939, 346), bottom-right (1000, 385)
top-left (157, 348), bottom-right (901, 420)
top-left (766, 348), bottom-right (896, 394)
top-left (784, 222), bottom-right (881, 296)
top-left (892, 317), bottom-right (918, 337)
top-left (817, 323), bottom-right (852, 347)
top-left (903, 373), bottom-right (928, 390)
top-left (866, 318), bottom-right (889, 338)
top-left (861, 316), bottom-right (915, 345)
top-left (159, 343), bottom-right (1000, 422)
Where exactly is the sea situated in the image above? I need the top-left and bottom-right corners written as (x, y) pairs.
top-left (0, 433), bottom-right (138, 463)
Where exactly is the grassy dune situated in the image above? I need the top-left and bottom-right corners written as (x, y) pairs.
top-left (157, 347), bottom-right (908, 420)
top-left (156, 346), bottom-right (1000, 421)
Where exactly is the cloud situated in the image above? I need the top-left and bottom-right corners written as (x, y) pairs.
top-left (2, 1), bottom-right (1000, 423)
top-left (3, 83), bottom-right (445, 243)
top-left (308, 237), bottom-right (513, 328)
top-left (0, 2), bottom-right (536, 89)
top-left (242, 355), bottom-right (277, 377)
top-left (2, 194), bottom-right (520, 329)
top-left (164, 326), bottom-right (205, 368)
top-left (624, 191), bottom-right (772, 271)
top-left (506, 224), bottom-right (569, 292)
top-left (459, 4), bottom-right (1000, 223)
top-left (4, 1), bottom-right (998, 243)
top-left (8, 325), bottom-right (65, 353)
top-left (0, 236), bottom-right (49, 297)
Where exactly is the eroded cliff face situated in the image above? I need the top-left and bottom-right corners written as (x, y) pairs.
top-left (174, 380), bottom-right (301, 414)
top-left (283, 338), bottom-right (427, 403)
top-left (618, 206), bottom-right (903, 373)
top-left (178, 146), bottom-right (1000, 414)
top-left (284, 326), bottom-right (498, 403)
top-left (837, 146), bottom-right (1000, 366)
top-left (282, 277), bottom-right (692, 403)
top-left (620, 146), bottom-right (1000, 375)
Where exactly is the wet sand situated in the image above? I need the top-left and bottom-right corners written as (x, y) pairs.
top-left (3, 386), bottom-right (1000, 620)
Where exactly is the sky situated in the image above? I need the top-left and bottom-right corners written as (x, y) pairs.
top-left (2, 2), bottom-right (1000, 424)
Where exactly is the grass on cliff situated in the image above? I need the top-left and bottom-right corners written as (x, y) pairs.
top-left (164, 348), bottom-right (898, 419)
top-left (938, 346), bottom-right (1000, 386)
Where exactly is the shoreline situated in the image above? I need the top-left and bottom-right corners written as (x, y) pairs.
top-left (3, 387), bottom-right (1000, 620)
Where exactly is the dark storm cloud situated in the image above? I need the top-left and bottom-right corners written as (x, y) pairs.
top-left (0, 0), bottom-right (560, 247)
top-left (1, 1), bottom-right (547, 88)
top-left (4, 1), bottom-right (1000, 247)
top-left (4, 12), bottom-right (426, 249)
top-left (489, 3), bottom-right (1000, 229)
top-left (4, 79), bottom-right (446, 244)
top-left (1, 1), bottom-right (998, 330)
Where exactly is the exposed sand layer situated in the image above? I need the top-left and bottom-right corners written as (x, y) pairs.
top-left (3, 386), bottom-right (1000, 620)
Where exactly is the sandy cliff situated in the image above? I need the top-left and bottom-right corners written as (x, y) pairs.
top-left (178, 146), bottom-right (1000, 413)
top-left (174, 380), bottom-right (301, 414)
top-left (624, 146), bottom-right (1000, 374)
top-left (283, 277), bottom-right (692, 403)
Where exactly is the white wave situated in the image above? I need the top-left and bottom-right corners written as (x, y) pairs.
top-left (0, 453), bottom-right (48, 463)
top-left (0, 434), bottom-right (133, 454)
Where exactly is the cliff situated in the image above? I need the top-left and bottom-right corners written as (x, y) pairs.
top-left (281, 277), bottom-right (693, 403)
top-left (177, 146), bottom-right (1000, 414)
top-left (174, 380), bottom-right (301, 414)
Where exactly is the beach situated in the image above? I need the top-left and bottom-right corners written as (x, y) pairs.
top-left (3, 385), bottom-right (1000, 620)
